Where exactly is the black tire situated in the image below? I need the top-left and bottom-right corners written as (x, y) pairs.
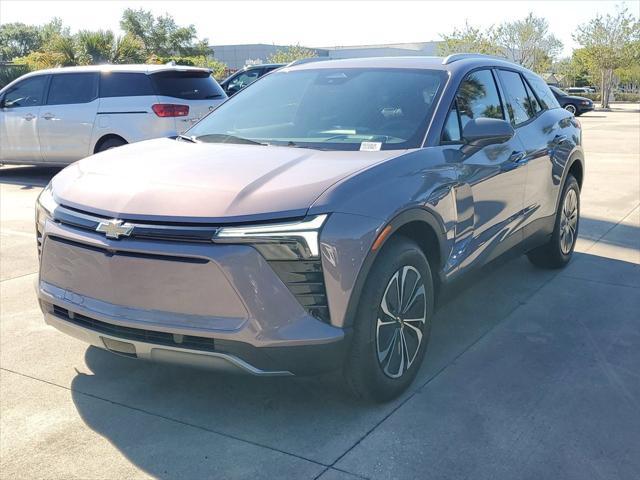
top-left (96, 137), bottom-right (127, 152)
top-left (527, 174), bottom-right (580, 269)
top-left (343, 236), bottom-right (434, 402)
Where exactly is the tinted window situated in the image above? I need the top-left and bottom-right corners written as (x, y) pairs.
top-left (3, 75), bottom-right (48, 108)
top-left (187, 68), bottom-right (444, 151)
top-left (47, 73), bottom-right (97, 105)
top-left (527, 75), bottom-right (561, 109)
top-left (228, 69), bottom-right (261, 89)
top-left (498, 70), bottom-right (534, 125)
top-left (100, 72), bottom-right (154, 97)
top-left (456, 69), bottom-right (504, 130)
top-left (150, 71), bottom-right (225, 100)
top-left (442, 101), bottom-right (461, 143)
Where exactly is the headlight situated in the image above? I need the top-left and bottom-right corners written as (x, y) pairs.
top-left (213, 214), bottom-right (327, 260)
top-left (581, 100), bottom-right (591, 105)
top-left (35, 183), bottom-right (58, 231)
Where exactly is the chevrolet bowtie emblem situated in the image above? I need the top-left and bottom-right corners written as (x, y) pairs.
top-left (96, 219), bottom-right (134, 239)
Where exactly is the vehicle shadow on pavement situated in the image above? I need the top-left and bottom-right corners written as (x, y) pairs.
top-left (63, 224), bottom-right (639, 480)
top-left (0, 165), bottom-right (61, 187)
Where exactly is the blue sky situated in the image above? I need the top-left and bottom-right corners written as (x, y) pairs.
top-left (1, 1), bottom-right (636, 57)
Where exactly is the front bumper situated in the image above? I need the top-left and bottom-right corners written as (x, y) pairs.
top-left (37, 219), bottom-right (347, 375)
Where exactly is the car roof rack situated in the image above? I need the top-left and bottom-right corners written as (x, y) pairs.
top-left (442, 53), bottom-right (509, 65)
top-left (286, 57), bottom-right (330, 67)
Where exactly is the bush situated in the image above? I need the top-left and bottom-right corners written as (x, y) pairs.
top-left (581, 92), bottom-right (640, 103)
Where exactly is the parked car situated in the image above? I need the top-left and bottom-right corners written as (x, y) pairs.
top-left (550, 86), bottom-right (594, 116)
top-left (36, 54), bottom-right (584, 401)
top-left (0, 64), bottom-right (227, 165)
top-left (219, 63), bottom-right (285, 96)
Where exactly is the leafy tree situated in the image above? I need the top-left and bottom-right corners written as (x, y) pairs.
top-left (495, 13), bottom-right (563, 72)
top-left (267, 45), bottom-right (317, 64)
top-left (438, 22), bottom-right (503, 57)
top-left (0, 23), bottom-right (43, 61)
top-left (574, 6), bottom-right (640, 107)
top-left (120, 9), bottom-right (209, 57)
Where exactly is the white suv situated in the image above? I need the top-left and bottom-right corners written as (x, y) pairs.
top-left (0, 64), bottom-right (227, 165)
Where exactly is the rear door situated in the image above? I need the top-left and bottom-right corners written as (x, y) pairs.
top-left (149, 70), bottom-right (227, 133)
top-left (39, 72), bottom-right (99, 163)
top-left (0, 74), bottom-right (48, 163)
top-left (496, 69), bottom-right (559, 234)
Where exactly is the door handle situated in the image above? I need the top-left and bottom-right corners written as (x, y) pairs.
top-left (551, 134), bottom-right (568, 146)
top-left (23, 113), bottom-right (35, 121)
top-left (509, 151), bottom-right (527, 164)
top-left (42, 113), bottom-right (55, 120)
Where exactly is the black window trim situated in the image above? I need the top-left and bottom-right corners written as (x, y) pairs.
top-left (494, 67), bottom-right (545, 129)
top-left (45, 72), bottom-right (99, 106)
top-left (439, 67), bottom-right (506, 146)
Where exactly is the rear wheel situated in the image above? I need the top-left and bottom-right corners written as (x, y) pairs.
top-left (527, 174), bottom-right (580, 269)
top-left (96, 137), bottom-right (127, 152)
top-left (344, 237), bottom-right (434, 402)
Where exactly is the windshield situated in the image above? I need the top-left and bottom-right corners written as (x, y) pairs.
top-left (187, 68), bottom-right (445, 151)
top-left (551, 86), bottom-right (568, 96)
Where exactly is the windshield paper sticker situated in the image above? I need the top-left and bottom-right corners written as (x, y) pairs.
top-left (360, 142), bottom-right (382, 152)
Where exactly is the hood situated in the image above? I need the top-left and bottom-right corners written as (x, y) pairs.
top-left (565, 95), bottom-right (592, 102)
top-left (52, 138), bottom-right (403, 223)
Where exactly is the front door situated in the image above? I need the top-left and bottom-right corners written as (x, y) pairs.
top-left (444, 69), bottom-right (527, 269)
top-left (0, 74), bottom-right (48, 163)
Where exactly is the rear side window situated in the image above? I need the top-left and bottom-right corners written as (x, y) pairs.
top-left (47, 73), bottom-right (98, 105)
top-left (100, 73), bottom-right (155, 97)
top-left (498, 70), bottom-right (534, 125)
top-left (150, 71), bottom-right (225, 100)
top-left (525, 74), bottom-right (560, 110)
top-left (456, 69), bottom-right (504, 129)
top-left (3, 75), bottom-right (48, 108)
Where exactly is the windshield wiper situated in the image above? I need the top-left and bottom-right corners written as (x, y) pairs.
top-left (204, 94), bottom-right (224, 99)
top-left (194, 134), bottom-right (267, 146)
top-left (176, 134), bottom-right (197, 143)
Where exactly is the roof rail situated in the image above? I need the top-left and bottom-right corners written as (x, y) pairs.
top-left (286, 56), bottom-right (330, 67)
top-left (442, 53), bottom-right (509, 65)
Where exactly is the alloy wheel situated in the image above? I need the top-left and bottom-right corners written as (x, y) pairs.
top-left (560, 188), bottom-right (578, 255)
top-left (376, 265), bottom-right (427, 379)
top-left (564, 104), bottom-right (577, 115)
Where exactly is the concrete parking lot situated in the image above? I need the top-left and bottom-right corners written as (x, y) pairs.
top-left (1, 104), bottom-right (638, 479)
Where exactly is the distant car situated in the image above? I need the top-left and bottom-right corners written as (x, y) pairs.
top-left (566, 87), bottom-right (595, 95)
top-left (0, 64), bottom-right (227, 166)
top-left (219, 64), bottom-right (285, 96)
top-left (550, 86), bottom-right (594, 116)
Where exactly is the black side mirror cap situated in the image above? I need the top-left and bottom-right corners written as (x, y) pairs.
top-left (461, 118), bottom-right (514, 153)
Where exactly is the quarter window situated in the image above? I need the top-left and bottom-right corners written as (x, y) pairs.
top-left (47, 73), bottom-right (98, 105)
top-left (498, 70), bottom-right (536, 125)
top-left (442, 101), bottom-right (461, 143)
top-left (456, 69), bottom-right (504, 131)
top-left (2, 75), bottom-right (48, 108)
top-left (100, 72), bottom-right (154, 97)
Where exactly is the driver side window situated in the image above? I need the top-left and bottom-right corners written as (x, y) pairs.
top-left (3, 75), bottom-right (48, 108)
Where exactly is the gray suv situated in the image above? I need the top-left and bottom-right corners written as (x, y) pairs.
top-left (36, 54), bottom-right (584, 401)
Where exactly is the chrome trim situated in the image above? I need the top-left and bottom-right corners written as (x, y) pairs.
top-left (214, 214), bottom-right (328, 257)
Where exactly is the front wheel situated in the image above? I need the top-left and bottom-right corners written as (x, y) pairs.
top-left (527, 174), bottom-right (580, 269)
top-left (564, 104), bottom-right (577, 115)
top-left (344, 237), bottom-right (434, 402)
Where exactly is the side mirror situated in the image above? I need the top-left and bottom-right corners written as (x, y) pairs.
top-left (462, 118), bottom-right (514, 152)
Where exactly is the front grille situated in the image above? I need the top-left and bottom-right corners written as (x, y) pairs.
top-left (268, 260), bottom-right (330, 323)
top-left (52, 305), bottom-right (216, 352)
